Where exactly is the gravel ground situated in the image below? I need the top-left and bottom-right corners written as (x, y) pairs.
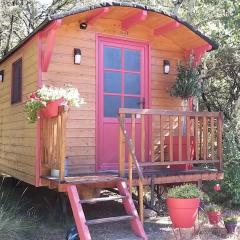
top-left (17, 214), bottom-right (240, 240)
top-left (19, 201), bottom-right (239, 240)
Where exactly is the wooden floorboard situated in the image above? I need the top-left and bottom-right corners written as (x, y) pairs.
top-left (41, 167), bottom-right (223, 187)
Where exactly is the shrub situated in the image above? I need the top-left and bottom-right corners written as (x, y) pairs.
top-left (205, 204), bottom-right (221, 212)
top-left (224, 215), bottom-right (239, 223)
top-left (167, 184), bottom-right (202, 199)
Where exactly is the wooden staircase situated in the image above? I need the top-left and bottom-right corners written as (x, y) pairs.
top-left (65, 179), bottom-right (148, 240)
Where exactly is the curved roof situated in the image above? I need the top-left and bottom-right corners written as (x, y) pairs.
top-left (0, 1), bottom-right (218, 64)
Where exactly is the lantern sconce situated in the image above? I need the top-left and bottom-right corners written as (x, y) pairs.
top-left (0, 70), bottom-right (4, 82)
top-left (80, 22), bottom-right (88, 30)
top-left (74, 48), bottom-right (81, 65)
top-left (163, 60), bottom-right (170, 74)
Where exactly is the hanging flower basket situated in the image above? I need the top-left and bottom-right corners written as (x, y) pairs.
top-left (40, 98), bottom-right (64, 118)
top-left (24, 85), bottom-right (83, 123)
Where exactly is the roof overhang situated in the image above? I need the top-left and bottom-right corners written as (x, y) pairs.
top-left (0, 1), bottom-right (218, 65)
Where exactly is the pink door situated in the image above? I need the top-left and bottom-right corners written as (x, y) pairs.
top-left (97, 36), bottom-right (149, 170)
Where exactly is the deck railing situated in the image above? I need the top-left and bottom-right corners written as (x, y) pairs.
top-left (41, 108), bottom-right (67, 182)
top-left (118, 108), bottom-right (223, 221)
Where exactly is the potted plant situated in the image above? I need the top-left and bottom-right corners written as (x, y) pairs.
top-left (224, 215), bottom-right (238, 234)
top-left (24, 85), bottom-right (83, 123)
top-left (205, 204), bottom-right (222, 225)
top-left (167, 184), bottom-right (202, 228)
top-left (165, 63), bottom-right (201, 169)
top-left (170, 63), bottom-right (201, 101)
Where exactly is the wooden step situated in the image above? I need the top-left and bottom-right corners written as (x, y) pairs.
top-left (80, 195), bottom-right (128, 204)
top-left (86, 215), bottom-right (134, 225)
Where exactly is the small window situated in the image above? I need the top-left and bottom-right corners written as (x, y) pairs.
top-left (11, 58), bottom-right (22, 104)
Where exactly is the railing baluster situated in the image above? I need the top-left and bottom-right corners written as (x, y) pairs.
top-left (211, 116), bottom-right (215, 160)
top-left (160, 115), bottom-right (164, 162)
top-left (217, 113), bottom-right (223, 170)
top-left (203, 116), bottom-right (207, 161)
top-left (199, 118), bottom-right (203, 160)
top-left (129, 114), bottom-right (136, 195)
top-left (178, 115), bottom-right (182, 161)
top-left (141, 115), bottom-right (145, 162)
top-left (119, 113), bottom-right (126, 177)
top-left (186, 115), bottom-right (190, 161)
top-left (169, 116), bottom-right (173, 161)
top-left (195, 116), bottom-right (199, 161)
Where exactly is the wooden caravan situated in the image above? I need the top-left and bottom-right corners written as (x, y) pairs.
top-left (0, 2), bottom-right (223, 239)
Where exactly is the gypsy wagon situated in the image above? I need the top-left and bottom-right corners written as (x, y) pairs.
top-left (0, 2), bottom-right (224, 239)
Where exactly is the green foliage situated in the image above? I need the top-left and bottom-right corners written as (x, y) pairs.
top-left (0, 178), bottom-right (35, 239)
top-left (224, 215), bottom-right (239, 223)
top-left (167, 184), bottom-right (202, 199)
top-left (170, 64), bottom-right (201, 99)
top-left (203, 121), bottom-right (240, 207)
top-left (205, 204), bottom-right (221, 212)
top-left (24, 99), bottom-right (44, 123)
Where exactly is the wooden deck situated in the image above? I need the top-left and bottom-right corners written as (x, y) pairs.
top-left (42, 167), bottom-right (223, 187)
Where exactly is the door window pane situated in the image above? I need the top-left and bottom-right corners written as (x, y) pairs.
top-left (124, 49), bottom-right (141, 71)
top-left (124, 97), bottom-right (141, 109)
top-left (104, 71), bottom-right (122, 93)
top-left (124, 73), bottom-right (140, 95)
top-left (104, 47), bottom-right (122, 69)
top-left (104, 95), bottom-right (121, 117)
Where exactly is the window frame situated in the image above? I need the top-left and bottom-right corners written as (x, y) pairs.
top-left (11, 58), bottom-right (22, 104)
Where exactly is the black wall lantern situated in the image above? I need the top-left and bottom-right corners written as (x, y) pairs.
top-left (163, 60), bottom-right (170, 74)
top-left (74, 48), bottom-right (81, 65)
top-left (0, 70), bottom-right (4, 82)
top-left (80, 22), bottom-right (88, 30)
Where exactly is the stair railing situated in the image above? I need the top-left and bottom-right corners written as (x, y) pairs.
top-left (118, 113), bottom-right (145, 223)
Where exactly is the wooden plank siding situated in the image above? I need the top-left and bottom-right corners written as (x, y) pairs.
top-left (43, 11), bottom-right (185, 175)
top-left (0, 37), bottom-right (38, 185)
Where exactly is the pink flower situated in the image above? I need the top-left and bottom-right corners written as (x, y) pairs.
top-left (213, 184), bottom-right (221, 191)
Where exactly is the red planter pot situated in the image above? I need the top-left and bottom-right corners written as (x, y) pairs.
top-left (167, 198), bottom-right (200, 228)
top-left (207, 211), bottom-right (221, 225)
top-left (165, 136), bottom-right (195, 170)
top-left (40, 99), bottom-right (63, 118)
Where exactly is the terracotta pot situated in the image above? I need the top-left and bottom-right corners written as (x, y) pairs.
top-left (164, 136), bottom-right (195, 170)
top-left (207, 211), bottom-right (221, 225)
top-left (41, 99), bottom-right (63, 118)
top-left (224, 221), bottom-right (237, 234)
top-left (167, 198), bottom-right (200, 228)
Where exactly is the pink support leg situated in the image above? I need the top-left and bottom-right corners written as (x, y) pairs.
top-left (66, 185), bottom-right (91, 240)
top-left (117, 180), bottom-right (148, 240)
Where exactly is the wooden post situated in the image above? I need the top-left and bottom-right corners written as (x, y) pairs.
top-left (59, 111), bottom-right (66, 182)
top-left (119, 114), bottom-right (126, 177)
